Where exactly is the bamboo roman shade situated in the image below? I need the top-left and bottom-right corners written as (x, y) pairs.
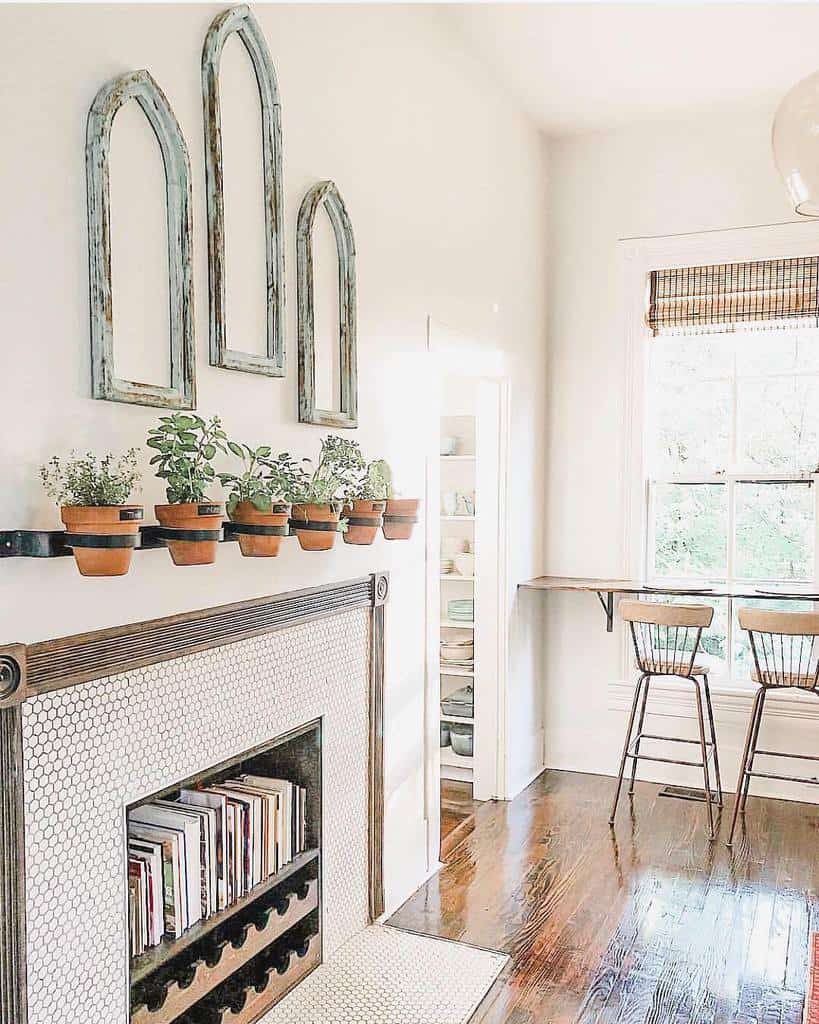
top-left (647, 256), bottom-right (819, 336)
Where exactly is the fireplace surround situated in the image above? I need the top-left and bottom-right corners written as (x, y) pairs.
top-left (0, 572), bottom-right (387, 1024)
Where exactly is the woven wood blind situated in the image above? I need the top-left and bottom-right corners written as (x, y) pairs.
top-left (647, 257), bottom-right (819, 336)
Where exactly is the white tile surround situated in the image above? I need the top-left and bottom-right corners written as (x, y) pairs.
top-left (20, 607), bottom-right (370, 1024)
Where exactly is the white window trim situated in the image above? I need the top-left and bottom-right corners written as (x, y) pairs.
top-left (618, 220), bottom-right (819, 712)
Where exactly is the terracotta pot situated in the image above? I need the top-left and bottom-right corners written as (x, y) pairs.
top-left (343, 499), bottom-right (386, 546)
top-left (154, 502), bottom-right (223, 566)
top-left (228, 501), bottom-right (291, 557)
top-left (61, 505), bottom-right (143, 577)
top-left (382, 498), bottom-right (420, 540)
top-left (290, 503), bottom-right (341, 552)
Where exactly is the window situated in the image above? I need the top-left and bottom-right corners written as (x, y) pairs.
top-left (643, 258), bottom-right (819, 680)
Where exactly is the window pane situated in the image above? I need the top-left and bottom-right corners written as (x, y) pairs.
top-left (651, 334), bottom-right (733, 383)
top-left (735, 482), bottom-right (814, 581)
top-left (652, 483), bottom-right (727, 578)
top-left (651, 379), bottom-right (731, 474)
top-left (732, 597), bottom-right (815, 678)
top-left (735, 327), bottom-right (819, 376)
top-left (738, 376), bottom-right (819, 471)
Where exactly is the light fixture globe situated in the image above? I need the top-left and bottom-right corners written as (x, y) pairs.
top-left (773, 70), bottom-right (819, 217)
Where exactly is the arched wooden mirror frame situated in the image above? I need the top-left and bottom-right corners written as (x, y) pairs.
top-left (297, 180), bottom-right (358, 429)
top-left (86, 69), bottom-right (195, 409)
top-left (202, 4), bottom-right (285, 377)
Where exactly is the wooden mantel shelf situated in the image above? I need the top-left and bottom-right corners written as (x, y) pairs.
top-left (519, 575), bottom-right (819, 632)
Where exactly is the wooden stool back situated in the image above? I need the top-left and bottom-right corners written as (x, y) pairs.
top-left (620, 600), bottom-right (714, 677)
top-left (738, 608), bottom-right (819, 690)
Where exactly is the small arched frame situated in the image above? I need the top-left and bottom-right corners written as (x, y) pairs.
top-left (297, 180), bottom-right (358, 428)
top-left (86, 69), bottom-right (195, 409)
top-left (202, 4), bottom-right (285, 377)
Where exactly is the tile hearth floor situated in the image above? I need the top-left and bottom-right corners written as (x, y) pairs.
top-left (260, 924), bottom-right (508, 1023)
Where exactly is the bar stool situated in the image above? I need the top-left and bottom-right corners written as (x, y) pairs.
top-left (726, 608), bottom-right (819, 847)
top-left (609, 600), bottom-right (723, 839)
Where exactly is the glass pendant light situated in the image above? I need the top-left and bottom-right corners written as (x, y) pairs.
top-left (773, 70), bottom-right (819, 217)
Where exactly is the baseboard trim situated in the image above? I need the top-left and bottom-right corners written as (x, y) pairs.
top-left (609, 678), bottom-right (819, 722)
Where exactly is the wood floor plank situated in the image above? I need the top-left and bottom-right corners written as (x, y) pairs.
top-left (389, 770), bottom-right (819, 1024)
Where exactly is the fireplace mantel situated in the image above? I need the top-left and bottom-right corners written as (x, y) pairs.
top-left (0, 572), bottom-right (388, 1024)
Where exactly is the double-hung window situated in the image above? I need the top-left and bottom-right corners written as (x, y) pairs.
top-left (644, 257), bottom-right (819, 680)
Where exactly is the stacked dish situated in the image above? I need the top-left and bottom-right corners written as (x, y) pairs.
top-left (441, 638), bottom-right (474, 666)
top-left (447, 598), bottom-right (474, 621)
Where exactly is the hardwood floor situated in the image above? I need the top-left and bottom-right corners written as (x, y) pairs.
top-left (441, 780), bottom-right (480, 860)
top-left (389, 769), bottom-right (819, 1024)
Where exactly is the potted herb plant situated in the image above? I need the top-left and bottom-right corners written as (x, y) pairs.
top-left (40, 449), bottom-right (142, 577)
top-left (343, 460), bottom-right (389, 546)
top-left (218, 444), bottom-right (303, 558)
top-left (289, 435), bottom-right (365, 551)
top-left (375, 460), bottom-right (421, 540)
top-left (146, 414), bottom-right (227, 566)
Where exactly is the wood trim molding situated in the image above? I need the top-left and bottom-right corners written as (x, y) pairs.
top-left (0, 707), bottom-right (27, 1024)
top-left (0, 573), bottom-right (387, 1021)
top-left (23, 577), bottom-right (374, 694)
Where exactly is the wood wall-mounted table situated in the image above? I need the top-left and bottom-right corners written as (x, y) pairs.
top-left (518, 576), bottom-right (819, 632)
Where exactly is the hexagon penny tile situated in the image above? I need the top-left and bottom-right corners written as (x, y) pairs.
top-left (260, 925), bottom-right (509, 1024)
top-left (21, 607), bottom-right (371, 1024)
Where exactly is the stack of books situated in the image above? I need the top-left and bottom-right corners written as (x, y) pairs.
top-left (127, 775), bottom-right (308, 958)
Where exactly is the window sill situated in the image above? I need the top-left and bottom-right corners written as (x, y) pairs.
top-left (608, 676), bottom-right (819, 722)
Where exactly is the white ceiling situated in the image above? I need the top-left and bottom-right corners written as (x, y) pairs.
top-left (445, 3), bottom-right (819, 136)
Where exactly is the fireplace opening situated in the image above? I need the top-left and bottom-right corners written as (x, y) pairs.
top-left (126, 719), bottom-right (322, 1024)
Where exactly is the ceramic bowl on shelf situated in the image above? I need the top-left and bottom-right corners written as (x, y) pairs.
top-left (449, 722), bottom-right (473, 757)
top-left (441, 639), bottom-right (474, 662)
top-left (440, 436), bottom-right (456, 456)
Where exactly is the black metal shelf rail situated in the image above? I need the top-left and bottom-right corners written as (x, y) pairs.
top-left (0, 521), bottom-right (319, 559)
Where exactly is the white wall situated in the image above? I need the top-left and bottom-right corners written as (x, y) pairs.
top-left (0, 4), bottom-right (548, 914)
top-left (542, 103), bottom-right (819, 802)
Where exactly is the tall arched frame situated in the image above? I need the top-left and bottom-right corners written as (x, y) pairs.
top-left (202, 5), bottom-right (285, 377)
top-left (86, 69), bottom-right (195, 409)
top-left (297, 181), bottom-right (358, 428)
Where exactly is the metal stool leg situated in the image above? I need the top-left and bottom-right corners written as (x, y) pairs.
top-left (727, 687), bottom-right (766, 848)
top-left (702, 674), bottom-right (723, 806)
top-left (740, 688), bottom-right (766, 813)
top-left (609, 673), bottom-right (648, 826)
top-left (628, 676), bottom-right (651, 795)
top-left (693, 679), bottom-right (716, 840)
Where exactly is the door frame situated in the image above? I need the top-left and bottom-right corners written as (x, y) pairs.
top-left (423, 317), bottom-right (511, 871)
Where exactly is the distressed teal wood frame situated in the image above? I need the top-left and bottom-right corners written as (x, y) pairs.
top-left (86, 70), bottom-right (195, 409)
top-left (297, 181), bottom-right (358, 428)
top-left (203, 5), bottom-right (286, 377)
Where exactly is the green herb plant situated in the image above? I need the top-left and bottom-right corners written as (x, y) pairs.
top-left (40, 450), bottom-right (141, 507)
top-left (218, 444), bottom-right (309, 516)
top-left (351, 459), bottom-right (392, 501)
top-left (290, 435), bottom-right (366, 507)
top-left (146, 414), bottom-right (228, 504)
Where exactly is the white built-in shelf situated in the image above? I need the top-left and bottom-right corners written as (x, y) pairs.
top-left (440, 714), bottom-right (474, 725)
top-left (440, 664), bottom-right (474, 677)
top-left (441, 747), bottom-right (474, 766)
top-left (440, 455), bottom-right (476, 462)
top-left (441, 619), bottom-right (475, 629)
top-left (440, 574), bottom-right (475, 582)
top-left (440, 515), bottom-right (475, 522)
